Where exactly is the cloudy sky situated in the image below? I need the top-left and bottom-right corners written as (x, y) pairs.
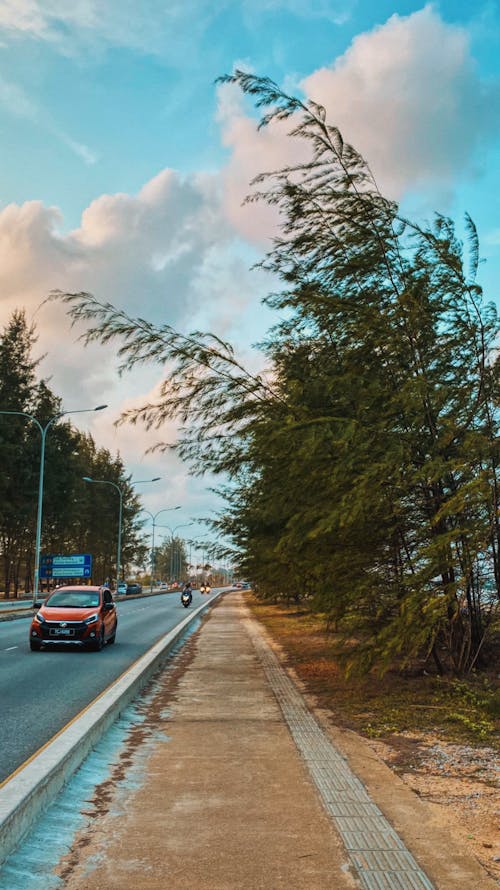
top-left (0, 0), bottom-right (499, 546)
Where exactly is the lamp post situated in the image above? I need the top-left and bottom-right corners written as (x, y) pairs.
top-left (0, 405), bottom-right (107, 606)
top-left (82, 475), bottom-right (160, 587)
top-left (159, 523), bottom-right (193, 582)
top-left (186, 534), bottom-right (210, 586)
top-left (140, 506), bottom-right (181, 592)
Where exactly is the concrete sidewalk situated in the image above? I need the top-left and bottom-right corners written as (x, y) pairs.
top-left (58, 593), bottom-right (497, 890)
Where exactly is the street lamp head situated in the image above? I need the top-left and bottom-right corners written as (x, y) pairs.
top-left (82, 476), bottom-right (93, 482)
top-left (94, 404), bottom-right (108, 411)
top-left (151, 476), bottom-right (161, 482)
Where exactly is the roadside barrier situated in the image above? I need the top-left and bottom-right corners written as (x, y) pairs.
top-left (0, 587), bottom-right (180, 623)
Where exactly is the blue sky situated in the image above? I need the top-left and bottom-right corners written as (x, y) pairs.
top-left (1, 1), bottom-right (498, 223)
top-left (0, 0), bottom-right (499, 541)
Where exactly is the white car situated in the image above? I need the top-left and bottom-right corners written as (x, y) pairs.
top-left (116, 581), bottom-right (127, 596)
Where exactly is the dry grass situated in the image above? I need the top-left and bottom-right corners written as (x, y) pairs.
top-left (245, 595), bottom-right (500, 747)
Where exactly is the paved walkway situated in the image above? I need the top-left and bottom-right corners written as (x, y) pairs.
top-left (59, 594), bottom-right (497, 890)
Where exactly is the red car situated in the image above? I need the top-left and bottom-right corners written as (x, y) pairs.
top-left (29, 585), bottom-right (117, 651)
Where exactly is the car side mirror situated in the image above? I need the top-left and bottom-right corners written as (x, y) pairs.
top-left (103, 602), bottom-right (114, 611)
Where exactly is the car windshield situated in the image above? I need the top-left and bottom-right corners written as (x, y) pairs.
top-left (44, 590), bottom-right (100, 608)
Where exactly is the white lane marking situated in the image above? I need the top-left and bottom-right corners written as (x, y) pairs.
top-left (4, 646), bottom-right (18, 651)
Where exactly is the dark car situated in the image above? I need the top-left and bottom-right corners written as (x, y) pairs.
top-left (126, 583), bottom-right (142, 596)
top-left (29, 585), bottom-right (117, 651)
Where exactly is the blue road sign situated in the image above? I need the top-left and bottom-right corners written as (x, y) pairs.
top-left (40, 554), bottom-right (92, 579)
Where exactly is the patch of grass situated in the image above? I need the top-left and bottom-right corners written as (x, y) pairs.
top-left (246, 595), bottom-right (500, 747)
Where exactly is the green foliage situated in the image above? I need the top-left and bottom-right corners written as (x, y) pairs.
top-left (248, 597), bottom-right (499, 745)
top-left (53, 72), bottom-right (500, 675)
top-left (0, 310), bottom-right (147, 593)
top-left (153, 537), bottom-right (188, 581)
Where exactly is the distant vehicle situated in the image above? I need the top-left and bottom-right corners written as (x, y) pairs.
top-left (116, 581), bottom-right (127, 596)
top-left (160, 581), bottom-right (168, 589)
top-left (126, 583), bottom-right (142, 596)
top-left (29, 585), bottom-right (117, 651)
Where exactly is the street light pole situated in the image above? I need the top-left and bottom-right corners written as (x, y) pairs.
top-left (0, 405), bottom-right (107, 606)
top-left (140, 506), bottom-right (181, 592)
top-left (83, 476), bottom-right (161, 586)
top-left (186, 534), bottom-right (209, 586)
top-left (159, 523), bottom-right (193, 583)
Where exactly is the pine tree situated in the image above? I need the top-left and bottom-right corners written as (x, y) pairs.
top-left (0, 311), bottom-right (41, 596)
top-left (53, 72), bottom-right (499, 674)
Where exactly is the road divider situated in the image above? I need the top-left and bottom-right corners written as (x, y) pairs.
top-left (0, 592), bottom-right (223, 866)
top-left (0, 587), bottom-right (192, 622)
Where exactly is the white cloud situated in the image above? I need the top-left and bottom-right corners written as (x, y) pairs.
top-left (217, 5), bottom-right (500, 244)
top-left (0, 0), bottom-right (220, 56)
top-left (57, 133), bottom-right (98, 166)
top-left (302, 5), bottom-right (500, 197)
top-left (0, 0), bottom-right (52, 39)
top-left (242, 0), bottom-right (351, 25)
top-left (0, 0), bottom-right (353, 52)
top-left (0, 72), bottom-right (99, 165)
top-left (0, 164), bottom-right (268, 494)
top-left (0, 72), bottom-right (39, 117)
top-left (216, 80), bottom-right (310, 243)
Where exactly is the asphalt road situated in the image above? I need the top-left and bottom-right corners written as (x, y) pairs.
top-left (0, 589), bottom-right (218, 784)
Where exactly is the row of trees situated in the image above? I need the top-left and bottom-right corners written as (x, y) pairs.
top-left (56, 73), bottom-right (499, 675)
top-left (152, 538), bottom-right (221, 584)
top-left (0, 311), bottom-right (148, 596)
top-left (153, 537), bottom-right (188, 581)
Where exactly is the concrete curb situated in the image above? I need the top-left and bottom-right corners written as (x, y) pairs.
top-left (0, 593), bottom-right (222, 866)
top-left (0, 587), bottom-right (215, 622)
top-left (0, 609), bottom-right (34, 622)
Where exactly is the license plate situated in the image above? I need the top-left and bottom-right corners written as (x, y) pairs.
top-left (50, 628), bottom-right (73, 636)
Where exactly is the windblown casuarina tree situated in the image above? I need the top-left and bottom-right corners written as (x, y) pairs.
top-left (53, 72), bottom-right (499, 675)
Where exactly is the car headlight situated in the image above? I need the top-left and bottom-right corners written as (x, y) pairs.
top-left (34, 611), bottom-right (45, 624)
top-left (84, 613), bottom-right (99, 625)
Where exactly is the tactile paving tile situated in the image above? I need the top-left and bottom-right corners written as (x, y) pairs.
top-left (246, 619), bottom-right (436, 890)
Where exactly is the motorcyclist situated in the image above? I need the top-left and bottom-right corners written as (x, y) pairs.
top-left (181, 581), bottom-right (193, 604)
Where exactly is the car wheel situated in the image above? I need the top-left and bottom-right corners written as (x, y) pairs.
top-left (30, 640), bottom-right (41, 651)
top-left (92, 627), bottom-right (105, 651)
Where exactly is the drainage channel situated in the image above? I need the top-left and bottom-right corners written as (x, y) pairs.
top-left (246, 620), bottom-right (435, 890)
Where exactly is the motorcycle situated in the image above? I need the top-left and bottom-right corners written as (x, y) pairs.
top-left (200, 583), bottom-right (211, 595)
top-left (181, 588), bottom-right (192, 608)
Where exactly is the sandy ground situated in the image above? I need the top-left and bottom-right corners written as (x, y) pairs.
top-left (365, 733), bottom-right (500, 884)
